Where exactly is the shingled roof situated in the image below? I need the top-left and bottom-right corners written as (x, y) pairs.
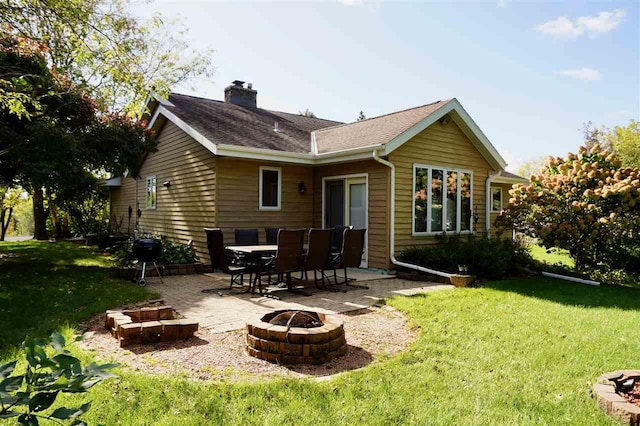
top-left (313, 100), bottom-right (452, 154)
top-left (164, 93), bottom-right (342, 154)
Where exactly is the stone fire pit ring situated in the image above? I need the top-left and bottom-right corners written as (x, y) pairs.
top-left (245, 310), bottom-right (347, 365)
top-left (594, 370), bottom-right (640, 425)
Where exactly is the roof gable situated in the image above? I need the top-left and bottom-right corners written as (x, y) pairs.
top-left (146, 93), bottom-right (508, 170)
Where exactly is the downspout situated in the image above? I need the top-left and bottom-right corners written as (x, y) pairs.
top-left (372, 151), bottom-right (452, 279)
top-left (485, 170), bottom-right (502, 238)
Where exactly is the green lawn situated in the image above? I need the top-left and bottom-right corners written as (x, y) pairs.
top-left (3, 241), bottom-right (640, 424)
top-left (0, 240), bottom-right (155, 352)
top-left (529, 244), bottom-right (575, 269)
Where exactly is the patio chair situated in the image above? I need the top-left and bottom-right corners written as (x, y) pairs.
top-left (303, 228), bottom-right (339, 290)
top-left (331, 225), bottom-right (353, 255)
top-left (254, 229), bottom-right (308, 297)
top-left (234, 228), bottom-right (259, 246)
top-left (329, 228), bottom-right (369, 289)
top-left (202, 228), bottom-right (252, 296)
top-left (264, 227), bottom-right (282, 245)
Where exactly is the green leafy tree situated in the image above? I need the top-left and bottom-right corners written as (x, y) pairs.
top-left (0, 36), bottom-right (157, 239)
top-left (609, 120), bottom-right (640, 169)
top-left (0, 0), bottom-right (214, 116)
top-left (582, 120), bottom-right (640, 169)
top-left (516, 156), bottom-right (547, 179)
top-left (0, 186), bottom-right (21, 240)
top-left (357, 110), bottom-right (366, 121)
top-left (299, 108), bottom-right (316, 118)
top-left (0, 332), bottom-right (117, 425)
top-left (496, 144), bottom-right (640, 272)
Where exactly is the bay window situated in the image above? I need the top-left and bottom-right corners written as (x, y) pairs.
top-left (413, 164), bottom-right (473, 235)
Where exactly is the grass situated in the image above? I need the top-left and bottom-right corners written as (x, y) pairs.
top-left (4, 241), bottom-right (640, 424)
top-left (528, 244), bottom-right (575, 269)
top-left (0, 240), bottom-right (155, 352)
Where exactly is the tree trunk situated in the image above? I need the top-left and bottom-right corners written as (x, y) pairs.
top-left (0, 207), bottom-right (12, 241)
top-left (33, 187), bottom-right (48, 240)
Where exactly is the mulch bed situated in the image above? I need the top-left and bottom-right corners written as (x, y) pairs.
top-left (78, 306), bottom-right (418, 382)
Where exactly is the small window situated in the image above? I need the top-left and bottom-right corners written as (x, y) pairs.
top-left (259, 166), bottom-right (281, 210)
top-left (491, 187), bottom-right (502, 212)
top-left (146, 176), bottom-right (157, 209)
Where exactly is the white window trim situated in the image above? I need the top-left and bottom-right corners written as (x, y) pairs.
top-left (146, 176), bottom-right (157, 209)
top-left (259, 166), bottom-right (282, 211)
top-left (490, 187), bottom-right (503, 213)
top-left (412, 163), bottom-right (474, 236)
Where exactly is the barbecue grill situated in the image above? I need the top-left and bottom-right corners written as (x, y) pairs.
top-left (132, 238), bottom-right (164, 286)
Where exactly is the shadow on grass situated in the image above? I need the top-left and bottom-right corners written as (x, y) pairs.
top-left (0, 240), bottom-right (155, 352)
top-left (486, 276), bottom-right (640, 310)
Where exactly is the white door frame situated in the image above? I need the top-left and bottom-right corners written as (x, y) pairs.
top-left (321, 173), bottom-right (369, 268)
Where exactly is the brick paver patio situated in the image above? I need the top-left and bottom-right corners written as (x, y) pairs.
top-left (144, 270), bottom-right (452, 333)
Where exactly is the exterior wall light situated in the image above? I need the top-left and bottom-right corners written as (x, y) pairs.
top-left (298, 181), bottom-right (307, 194)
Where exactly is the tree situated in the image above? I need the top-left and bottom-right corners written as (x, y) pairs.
top-left (0, 0), bottom-right (214, 117)
top-left (0, 186), bottom-right (20, 240)
top-left (496, 144), bottom-right (640, 272)
top-left (582, 120), bottom-right (640, 169)
top-left (357, 110), bottom-right (366, 121)
top-left (0, 36), bottom-right (157, 239)
top-left (609, 120), bottom-right (640, 169)
top-left (516, 156), bottom-right (547, 179)
top-left (299, 108), bottom-right (316, 118)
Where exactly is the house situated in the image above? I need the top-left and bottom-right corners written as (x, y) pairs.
top-left (107, 80), bottom-right (527, 270)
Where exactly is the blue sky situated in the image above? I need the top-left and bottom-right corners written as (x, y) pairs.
top-left (131, 1), bottom-right (639, 171)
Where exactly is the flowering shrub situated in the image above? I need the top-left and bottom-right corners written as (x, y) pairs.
top-left (496, 144), bottom-right (640, 274)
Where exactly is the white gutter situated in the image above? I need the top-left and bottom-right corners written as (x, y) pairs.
top-left (542, 271), bottom-right (600, 286)
top-left (485, 171), bottom-right (502, 237)
top-left (372, 151), bottom-right (452, 279)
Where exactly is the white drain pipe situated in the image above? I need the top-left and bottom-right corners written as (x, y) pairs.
top-left (372, 151), bottom-right (452, 279)
top-left (485, 171), bottom-right (502, 238)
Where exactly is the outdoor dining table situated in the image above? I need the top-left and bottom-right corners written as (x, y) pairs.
top-left (225, 244), bottom-right (311, 297)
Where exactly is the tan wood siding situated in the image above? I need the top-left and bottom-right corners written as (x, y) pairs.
top-left (489, 182), bottom-right (516, 237)
top-left (389, 120), bottom-right (496, 253)
top-left (216, 158), bottom-right (314, 246)
top-left (110, 121), bottom-right (217, 262)
top-left (312, 160), bottom-right (390, 269)
top-left (109, 177), bottom-right (137, 234)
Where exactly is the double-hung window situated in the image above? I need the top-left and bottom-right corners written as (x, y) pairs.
top-left (413, 164), bottom-right (473, 235)
top-left (146, 176), bottom-right (157, 209)
top-left (259, 166), bottom-right (281, 210)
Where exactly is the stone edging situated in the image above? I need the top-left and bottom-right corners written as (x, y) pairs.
top-left (594, 370), bottom-right (640, 425)
top-left (105, 307), bottom-right (198, 347)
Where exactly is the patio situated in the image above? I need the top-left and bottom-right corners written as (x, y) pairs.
top-left (145, 269), bottom-right (452, 333)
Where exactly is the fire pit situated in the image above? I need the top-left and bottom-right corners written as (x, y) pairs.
top-left (594, 370), bottom-right (640, 425)
top-left (245, 310), bottom-right (347, 365)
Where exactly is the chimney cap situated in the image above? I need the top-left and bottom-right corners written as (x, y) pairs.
top-left (232, 80), bottom-right (245, 87)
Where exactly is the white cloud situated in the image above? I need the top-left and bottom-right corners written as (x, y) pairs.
top-left (338, 0), bottom-right (364, 5)
top-left (536, 9), bottom-right (626, 38)
top-left (537, 16), bottom-right (584, 37)
top-left (555, 68), bottom-right (602, 82)
top-left (578, 9), bottom-right (626, 35)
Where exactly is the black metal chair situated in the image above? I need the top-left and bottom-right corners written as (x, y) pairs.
top-left (329, 228), bottom-right (368, 289)
top-left (235, 228), bottom-right (259, 246)
top-left (304, 228), bottom-right (336, 290)
top-left (202, 228), bottom-right (251, 296)
top-left (255, 229), bottom-right (308, 297)
top-left (331, 225), bottom-right (353, 255)
top-left (264, 227), bottom-right (282, 245)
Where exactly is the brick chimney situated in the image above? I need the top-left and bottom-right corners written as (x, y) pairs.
top-left (224, 80), bottom-right (257, 108)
